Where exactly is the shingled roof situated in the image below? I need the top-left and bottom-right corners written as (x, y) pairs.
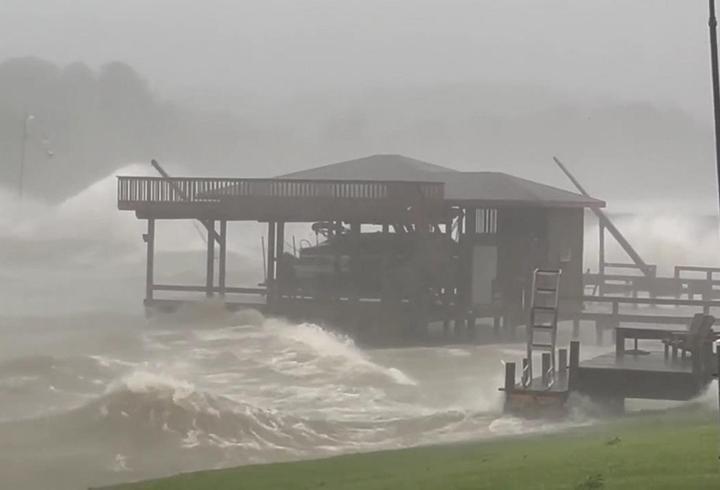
top-left (280, 154), bottom-right (604, 208)
top-left (281, 154), bottom-right (455, 181)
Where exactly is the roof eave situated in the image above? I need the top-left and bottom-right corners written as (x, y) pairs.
top-left (445, 198), bottom-right (606, 209)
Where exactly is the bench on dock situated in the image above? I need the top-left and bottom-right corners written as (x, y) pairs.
top-left (662, 313), bottom-right (715, 360)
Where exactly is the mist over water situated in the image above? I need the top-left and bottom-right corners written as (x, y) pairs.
top-left (0, 169), bottom-right (718, 489)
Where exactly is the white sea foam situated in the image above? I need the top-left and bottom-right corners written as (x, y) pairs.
top-left (266, 320), bottom-right (418, 386)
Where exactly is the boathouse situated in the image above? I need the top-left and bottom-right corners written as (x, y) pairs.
top-left (117, 154), bottom-right (604, 340)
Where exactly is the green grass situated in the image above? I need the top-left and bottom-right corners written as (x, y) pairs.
top-left (104, 410), bottom-right (720, 490)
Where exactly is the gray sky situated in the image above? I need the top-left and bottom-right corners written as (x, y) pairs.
top-left (0, 0), bottom-right (714, 120)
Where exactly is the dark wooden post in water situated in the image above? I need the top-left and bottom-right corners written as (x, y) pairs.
top-left (464, 208), bottom-right (478, 336)
top-left (568, 341), bottom-right (580, 391)
top-left (205, 220), bottom-right (215, 298)
top-left (266, 222), bottom-right (276, 304)
top-left (218, 220), bottom-right (227, 296)
top-left (541, 352), bottom-right (551, 387)
top-left (144, 219), bottom-right (155, 303)
top-left (442, 217), bottom-right (453, 336)
top-left (504, 362), bottom-right (516, 411)
top-left (349, 222), bottom-right (361, 303)
top-left (558, 348), bottom-right (568, 377)
top-left (275, 221), bottom-right (285, 304)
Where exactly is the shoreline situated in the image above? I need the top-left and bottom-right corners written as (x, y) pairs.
top-left (98, 406), bottom-right (720, 490)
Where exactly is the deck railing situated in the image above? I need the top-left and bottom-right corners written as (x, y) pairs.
top-left (117, 176), bottom-right (444, 205)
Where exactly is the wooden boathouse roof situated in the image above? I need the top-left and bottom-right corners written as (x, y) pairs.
top-left (280, 154), bottom-right (605, 208)
top-left (117, 154), bottom-right (603, 221)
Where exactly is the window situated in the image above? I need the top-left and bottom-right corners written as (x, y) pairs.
top-left (475, 208), bottom-right (498, 235)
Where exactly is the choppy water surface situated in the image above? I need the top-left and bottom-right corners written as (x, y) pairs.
top-left (0, 307), bottom-right (585, 490)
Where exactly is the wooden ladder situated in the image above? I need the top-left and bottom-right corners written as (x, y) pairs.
top-left (524, 268), bottom-right (562, 387)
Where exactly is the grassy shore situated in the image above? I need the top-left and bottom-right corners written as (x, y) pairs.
top-left (104, 409), bottom-right (720, 490)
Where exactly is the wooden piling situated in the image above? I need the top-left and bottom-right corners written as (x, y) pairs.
top-left (558, 348), bottom-right (568, 375)
top-left (205, 220), bottom-right (215, 298)
top-left (349, 222), bottom-right (360, 302)
top-left (504, 362), bottom-right (516, 391)
top-left (144, 218), bottom-right (155, 302)
top-left (275, 221), bottom-right (285, 301)
top-left (218, 220), bottom-right (227, 296)
top-left (267, 221), bottom-right (276, 303)
top-left (541, 352), bottom-right (551, 386)
top-left (504, 362), bottom-right (516, 412)
top-left (569, 341), bottom-right (580, 390)
top-left (276, 221), bottom-right (285, 260)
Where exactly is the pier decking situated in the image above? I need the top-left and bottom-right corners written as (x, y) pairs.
top-left (504, 336), bottom-right (719, 415)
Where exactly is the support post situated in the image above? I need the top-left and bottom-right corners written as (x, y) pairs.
top-left (144, 219), bottom-right (155, 303)
top-left (267, 222), bottom-right (276, 304)
top-left (205, 220), bottom-right (215, 298)
top-left (504, 361), bottom-right (516, 412)
top-left (275, 221), bottom-right (285, 300)
top-left (598, 223), bottom-right (605, 295)
top-left (504, 362), bottom-right (516, 391)
top-left (350, 222), bottom-right (361, 302)
top-left (558, 348), bottom-right (568, 376)
top-left (218, 220), bottom-right (227, 296)
top-left (541, 352), bottom-right (551, 387)
top-left (569, 341), bottom-right (580, 391)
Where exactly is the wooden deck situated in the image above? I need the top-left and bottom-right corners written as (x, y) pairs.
top-left (576, 350), bottom-right (705, 401)
top-left (580, 351), bottom-right (693, 373)
top-left (117, 176), bottom-right (446, 222)
top-left (503, 339), bottom-right (718, 416)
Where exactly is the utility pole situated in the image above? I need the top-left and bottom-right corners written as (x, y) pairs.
top-left (710, 0), bottom-right (720, 215)
top-left (709, 0), bottom-right (720, 458)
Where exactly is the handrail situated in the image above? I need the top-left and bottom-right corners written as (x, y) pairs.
top-left (674, 265), bottom-right (720, 280)
top-left (117, 176), bottom-right (444, 204)
top-left (582, 295), bottom-right (720, 308)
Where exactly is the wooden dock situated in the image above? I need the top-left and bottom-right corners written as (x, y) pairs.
top-left (504, 335), bottom-right (720, 416)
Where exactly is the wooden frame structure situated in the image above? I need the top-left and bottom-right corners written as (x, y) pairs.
top-left (117, 155), bottom-right (604, 342)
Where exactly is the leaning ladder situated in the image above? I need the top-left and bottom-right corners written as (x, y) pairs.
top-left (524, 268), bottom-right (562, 388)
